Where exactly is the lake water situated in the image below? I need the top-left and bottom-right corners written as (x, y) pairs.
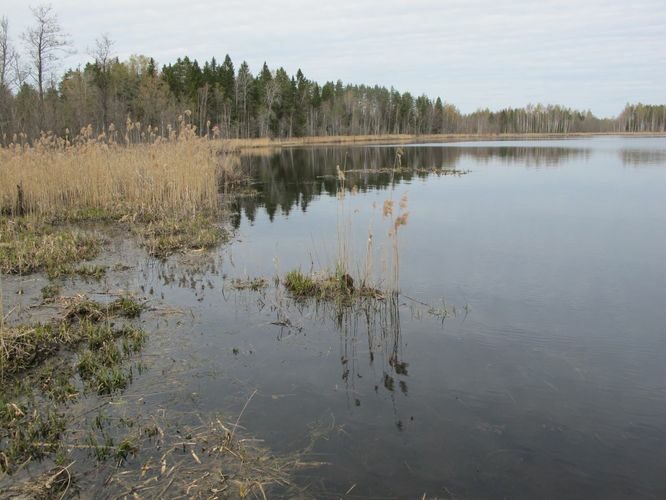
top-left (18, 136), bottom-right (664, 498)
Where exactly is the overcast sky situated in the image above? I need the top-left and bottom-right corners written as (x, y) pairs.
top-left (2, 0), bottom-right (664, 117)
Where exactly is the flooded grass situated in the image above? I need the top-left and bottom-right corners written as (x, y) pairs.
top-left (0, 465), bottom-right (76, 499)
top-left (137, 216), bottom-right (227, 259)
top-left (40, 284), bottom-right (61, 301)
top-left (0, 291), bottom-right (148, 475)
top-left (71, 264), bottom-right (108, 281)
top-left (230, 277), bottom-right (270, 291)
top-left (63, 295), bottom-right (144, 323)
top-left (0, 295), bottom-right (144, 377)
top-left (0, 217), bottom-right (101, 277)
top-left (99, 415), bottom-right (322, 498)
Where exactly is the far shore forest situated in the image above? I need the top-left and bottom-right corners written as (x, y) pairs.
top-left (1, 8), bottom-right (666, 146)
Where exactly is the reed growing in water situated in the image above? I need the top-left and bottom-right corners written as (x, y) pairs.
top-left (283, 148), bottom-right (410, 302)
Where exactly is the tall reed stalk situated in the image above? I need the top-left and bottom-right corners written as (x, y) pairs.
top-left (333, 147), bottom-right (409, 294)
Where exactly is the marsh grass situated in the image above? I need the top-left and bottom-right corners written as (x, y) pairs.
top-left (0, 120), bottom-right (226, 220)
top-left (278, 149), bottom-right (410, 306)
top-left (0, 295), bottom-right (143, 378)
top-left (0, 119), bottom-right (248, 270)
top-left (0, 294), bottom-right (147, 473)
top-left (137, 216), bottom-right (227, 259)
top-left (0, 217), bottom-right (101, 277)
top-left (328, 155), bottom-right (410, 297)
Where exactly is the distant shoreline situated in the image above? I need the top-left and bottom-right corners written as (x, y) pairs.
top-left (226, 132), bottom-right (666, 151)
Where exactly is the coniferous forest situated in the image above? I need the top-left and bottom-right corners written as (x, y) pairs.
top-left (1, 8), bottom-right (665, 144)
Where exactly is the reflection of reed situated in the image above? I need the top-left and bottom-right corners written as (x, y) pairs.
top-left (317, 293), bottom-right (407, 400)
top-left (230, 146), bottom-right (589, 224)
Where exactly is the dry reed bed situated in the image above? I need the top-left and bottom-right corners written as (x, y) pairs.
top-left (0, 124), bottom-right (239, 221)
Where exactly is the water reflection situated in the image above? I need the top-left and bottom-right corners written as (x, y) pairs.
top-left (230, 145), bottom-right (591, 224)
top-left (620, 149), bottom-right (666, 166)
top-left (139, 138), bottom-right (666, 498)
top-left (229, 142), bottom-right (666, 226)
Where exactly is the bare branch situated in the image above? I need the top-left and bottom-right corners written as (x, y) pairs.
top-left (90, 33), bottom-right (114, 70)
top-left (0, 16), bottom-right (12, 87)
top-left (21, 4), bottom-right (72, 102)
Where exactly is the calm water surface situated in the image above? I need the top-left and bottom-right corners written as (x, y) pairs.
top-left (136, 137), bottom-right (666, 498)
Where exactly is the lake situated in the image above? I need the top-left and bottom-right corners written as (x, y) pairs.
top-left (9, 136), bottom-right (666, 498)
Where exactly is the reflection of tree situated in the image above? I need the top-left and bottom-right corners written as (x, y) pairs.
top-left (230, 146), bottom-right (588, 223)
top-left (620, 149), bottom-right (666, 167)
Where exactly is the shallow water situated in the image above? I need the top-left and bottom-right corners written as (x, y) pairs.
top-left (158, 136), bottom-right (666, 498)
top-left (7, 136), bottom-right (666, 498)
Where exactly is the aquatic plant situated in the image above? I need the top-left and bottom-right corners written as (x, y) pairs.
top-left (333, 148), bottom-right (410, 295)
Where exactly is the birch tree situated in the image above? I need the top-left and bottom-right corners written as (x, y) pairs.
top-left (21, 4), bottom-right (70, 116)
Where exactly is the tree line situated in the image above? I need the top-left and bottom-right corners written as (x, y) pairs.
top-left (1, 6), bottom-right (665, 145)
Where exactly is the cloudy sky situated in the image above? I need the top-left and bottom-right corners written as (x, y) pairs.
top-left (3, 0), bottom-right (664, 117)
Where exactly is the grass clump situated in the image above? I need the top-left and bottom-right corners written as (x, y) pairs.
top-left (0, 396), bottom-right (67, 473)
top-left (0, 323), bottom-right (79, 376)
top-left (37, 364), bottom-right (79, 403)
top-left (41, 283), bottom-right (61, 301)
top-left (284, 270), bottom-right (319, 297)
top-left (283, 268), bottom-right (380, 304)
top-left (114, 436), bottom-right (139, 463)
top-left (72, 264), bottom-right (108, 281)
top-left (108, 296), bottom-right (143, 319)
top-left (77, 324), bottom-right (145, 395)
top-left (138, 216), bottom-right (226, 258)
top-left (64, 295), bottom-right (144, 323)
top-left (0, 217), bottom-right (101, 277)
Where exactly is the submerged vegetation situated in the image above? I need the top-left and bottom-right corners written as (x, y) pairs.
top-left (0, 295), bottom-right (144, 377)
top-left (0, 293), bottom-right (145, 472)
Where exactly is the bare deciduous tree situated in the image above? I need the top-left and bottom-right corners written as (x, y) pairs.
top-left (21, 4), bottom-right (70, 107)
top-left (90, 33), bottom-right (114, 129)
top-left (0, 16), bottom-right (15, 88)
